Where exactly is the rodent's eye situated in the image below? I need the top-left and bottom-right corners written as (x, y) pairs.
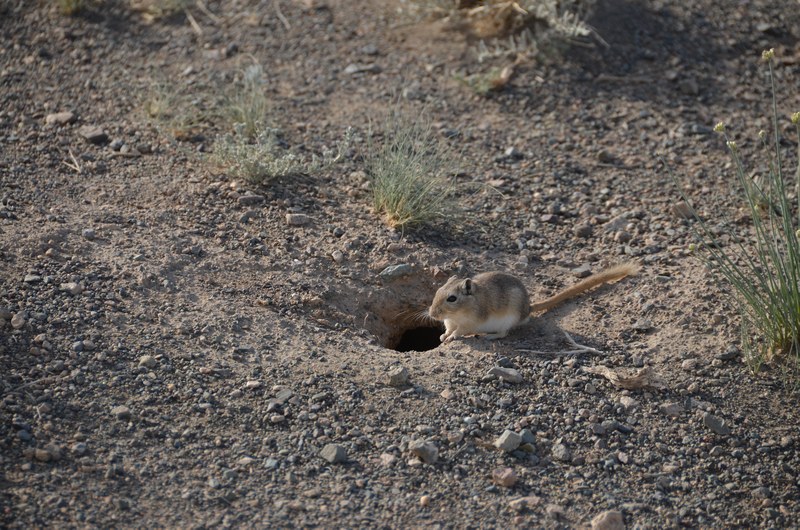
top-left (446, 295), bottom-right (457, 303)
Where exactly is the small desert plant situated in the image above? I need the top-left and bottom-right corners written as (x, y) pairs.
top-left (144, 79), bottom-right (209, 140)
top-left (130, 0), bottom-right (192, 20)
top-left (454, 65), bottom-right (514, 96)
top-left (56, 0), bottom-right (88, 15)
top-left (222, 63), bottom-right (270, 139)
top-left (211, 125), bottom-right (302, 183)
top-left (211, 124), bottom-right (352, 184)
top-left (366, 111), bottom-right (460, 230)
top-left (677, 49), bottom-right (800, 378)
top-left (402, 0), bottom-right (596, 62)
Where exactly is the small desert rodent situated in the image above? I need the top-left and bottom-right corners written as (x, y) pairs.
top-left (428, 263), bottom-right (639, 343)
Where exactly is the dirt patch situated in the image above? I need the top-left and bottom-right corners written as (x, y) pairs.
top-left (2, 0), bottom-right (800, 528)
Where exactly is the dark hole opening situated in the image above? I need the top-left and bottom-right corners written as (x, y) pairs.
top-left (393, 325), bottom-right (444, 352)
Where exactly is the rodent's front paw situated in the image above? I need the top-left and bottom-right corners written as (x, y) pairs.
top-left (440, 334), bottom-right (452, 343)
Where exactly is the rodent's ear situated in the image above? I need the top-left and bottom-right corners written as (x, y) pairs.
top-left (463, 278), bottom-right (473, 294)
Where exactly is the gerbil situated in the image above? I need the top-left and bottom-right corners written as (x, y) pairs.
top-left (428, 263), bottom-right (639, 343)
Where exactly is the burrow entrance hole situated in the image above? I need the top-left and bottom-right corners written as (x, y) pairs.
top-left (359, 276), bottom-right (445, 352)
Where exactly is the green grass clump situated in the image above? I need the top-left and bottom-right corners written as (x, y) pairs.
top-left (454, 66), bottom-right (513, 96)
top-left (211, 124), bottom-right (352, 185)
top-left (56, 0), bottom-right (88, 15)
top-left (144, 79), bottom-right (209, 140)
top-left (679, 49), bottom-right (800, 379)
top-left (366, 111), bottom-right (459, 230)
top-left (222, 63), bottom-right (270, 139)
top-left (211, 125), bottom-right (303, 183)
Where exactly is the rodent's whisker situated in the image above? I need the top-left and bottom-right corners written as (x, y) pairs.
top-left (413, 309), bottom-right (436, 324)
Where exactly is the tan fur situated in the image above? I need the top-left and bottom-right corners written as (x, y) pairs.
top-left (530, 262), bottom-right (640, 313)
top-left (429, 262), bottom-right (639, 343)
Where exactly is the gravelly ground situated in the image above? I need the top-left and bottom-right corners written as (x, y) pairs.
top-left (2, 0), bottom-right (800, 528)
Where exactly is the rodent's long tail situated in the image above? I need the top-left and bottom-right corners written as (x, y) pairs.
top-left (530, 262), bottom-right (640, 314)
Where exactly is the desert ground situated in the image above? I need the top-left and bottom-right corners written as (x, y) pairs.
top-left (2, 0), bottom-right (800, 528)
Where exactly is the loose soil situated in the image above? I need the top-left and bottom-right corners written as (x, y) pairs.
top-left (2, 0), bottom-right (800, 528)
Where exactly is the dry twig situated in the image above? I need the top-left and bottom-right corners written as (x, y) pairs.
top-left (518, 331), bottom-right (604, 356)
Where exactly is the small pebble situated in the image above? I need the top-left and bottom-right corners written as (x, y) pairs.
top-left (138, 355), bottom-right (156, 369)
top-left (703, 413), bottom-right (732, 436)
top-left (60, 282), bottom-right (83, 295)
top-left (574, 223), bottom-right (593, 238)
top-left (659, 402), bottom-right (684, 417)
top-left (671, 201), bottom-right (694, 220)
top-left (285, 213), bottom-right (311, 226)
top-left (591, 510), bottom-right (625, 530)
top-left (614, 230), bottom-right (632, 243)
top-left (111, 405), bottom-right (131, 421)
top-left (409, 440), bottom-right (438, 464)
top-left (681, 358), bottom-right (699, 371)
top-left (551, 443), bottom-right (572, 462)
top-left (572, 264), bottom-right (592, 278)
top-left (11, 312), bottom-right (26, 329)
top-left (488, 366), bottom-right (523, 384)
top-left (319, 443), bottom-right (347, 464)
top-left (541, 213), bottom-right (559, 224)
top-left (509, 495), bottom-right (541, 512)
top-left (45, 111), bottom-right (76, 125)
top-left (379, 264), bottom-right (413, 281)
top-left (78, 125), bottom-right (108, 144)
top-left (386, 366), bottom-right (409, 387)
top-left (343, 63), bottom-right (381, 75)
top-left (520, 428), bottom-right (535, 445)
top-left (619, 396), bottom-right (639, 410)
top-left (492, 467), bottom-right (518, 488)
top-left (238, 194), bottom-right (265, 206)
top-left (715, 346), bottom-right (740, 361)
top-left (495, 430), bottom-right (522, 452)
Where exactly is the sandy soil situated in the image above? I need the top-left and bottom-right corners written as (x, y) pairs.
top-left (2, 0), bottom-right (800, 527)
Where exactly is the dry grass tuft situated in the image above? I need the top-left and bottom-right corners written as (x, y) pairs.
top-left (366, 110), bottom-right (461, 230)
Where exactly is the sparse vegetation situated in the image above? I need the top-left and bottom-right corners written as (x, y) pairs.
top-left (403, 0), bottom-right (597, 62)
top-left (454, 65), bottom-right (514, 96)
top-left (211, 124), bottom-right (303, 183)
top-left (678, 49), bottom-right (800, 379)
top-left (222, 63), bottom-right (271, 139)
top-left (56, 0), bottom-right (88, 15)
top-left (366, 110), bottom-right (460, 230)
top-left (211, 124), bottom-right (352, 184)
top-left (131, 0), bottom-right (192, 20)
top-left (143, 79), bottom-right (210, 140)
